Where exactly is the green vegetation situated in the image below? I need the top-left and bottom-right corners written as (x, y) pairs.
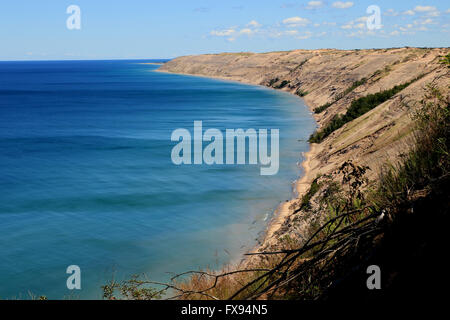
top-left (274, 80), bottom-right (290, 89)
top-left (102, 85), bottom-right (448, 301)
top-left (375, 84), bottom-right (449, 208)
top-left (309, 77), bottom-right (421, 143)
top-left (268, 78), bottom-right (279, 87)
top-left (268, 78), bottom-right (291, 89)
top-left (102, 275), bottom-right (162, 300)
top-left (314, 63), bottom-right (409, 114)
top-left (440, 53), bottom-right (450, 66)
top-left (299, 175), bottom-right (321, 210)
top-left (346, 77), bottom-right (367, 92)
top-left (296, 89), bottom-right (308, 97)
top-left (313, 78), bottom-right (367, 114)
top-left (294, 59), bottom-right (309, 70)
top-left (313, 102), bottom-right (333, 114)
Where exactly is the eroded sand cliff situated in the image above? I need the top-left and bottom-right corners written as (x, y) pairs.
top-left (159, 47), bottom-right (450, 252)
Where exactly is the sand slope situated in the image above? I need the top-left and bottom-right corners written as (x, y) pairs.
top-left (159, 47), bottom-right (450, 250)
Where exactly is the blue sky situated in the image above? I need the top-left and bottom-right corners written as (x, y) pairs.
top-left (0, 0), bottom-right (449, 60)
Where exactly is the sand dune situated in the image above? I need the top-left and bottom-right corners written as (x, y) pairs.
top-left (159, 47), bottom-right (450, 251)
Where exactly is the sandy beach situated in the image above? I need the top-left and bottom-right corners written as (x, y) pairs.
top-left (262, 143), bottom-right (319, 247)
top-left (157, 66), bottom-right (320, 251)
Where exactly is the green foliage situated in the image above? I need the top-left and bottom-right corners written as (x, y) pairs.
top-left (305, 161), bottom-right (373, 258)
top-left (339, 161), bottom-right (370, 209)
top-left (313, 78), bottom-right (367, 114)
top-left (345, 78), bottom-right (367, 95)
top-left (274, 80), bottom-right (290, 89)
top-left (287, 85), bottom-right (447, 300)
top-left (376, 84), bottom-right (449, 208)
top-left (300, 176), bottom-right (321, 210)
top-left (268, 78), bottom-right (279, 87)
top-left (440, 53), bottom-right (450, 66)
top-left (296, 89), bottom-right (308, 97)
top-left (102, 275), bottom-right (162, 300)
top-left (101, 85), bottom-right (448, 301)
top-left (268, 78), bottom-right (290, 89)
top-left (309, 76), bottom-right (422, 143)
top-left (314, 102), bottom-right (332, 114)
top-left (295, 59), bottom-right (309, 70)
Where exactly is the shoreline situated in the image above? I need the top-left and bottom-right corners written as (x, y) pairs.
top-left (156, 66), bottom-right (320, 256)
top-left (261, 143), bottom-right (319, 248)
top-left (140, 62), bottom-right (165, 65)
top-left (155, 68), bottom-right (263, 87)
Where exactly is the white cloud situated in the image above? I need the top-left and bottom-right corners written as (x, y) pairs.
top-left (414, 6), bottom-right (437, 12)
top-left (239, 28), bottom-right (254, 35)
top-left (322, 21), bottom-right (337, 26)
top-left (402, 10), bottom-right (415, 16)
top-left (340, 17), bottom-right (367, 30)
top-left (355, 16), bottom-right (368, 22)
top-left (269, 29), bottom-right (299, 38)
top-left (347, 30), bottom-right (364, 38)
top-left (332, 1), bottom-right (354, 9)
top-left (284, 30), bottom-right (299, 35)
top-left (282, 16), bottom-right (311, 26)
top-left (426, 10), bottom-right (440, 17)
top-left (385, 9), bottom-right (399, 16)
top-left (210, 28), bottom-right (236, 37)
top-left (247, 20), bottom-right (261, 28)
top-left (306, 1), bottom-right (324, 9)
top-left (210, 22), bottom-right (261, 41)
top-left (413, 18), bottom-right (435, 26)
top-left (420, 18), bottom-right (435, 25)
top-left (269, 28), bottom-right (323, 40)
top-left (297, 31), bottom-right (313, 39)
top-left (390, 31), bottom-right (400, 36)
top-left (412, 6), bottom-right (441, 17)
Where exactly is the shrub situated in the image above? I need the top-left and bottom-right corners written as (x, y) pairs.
top-left (309, 76), bottom-right (423, 143)
top-left (376, 84), bottom-right (449, 208)
top-left (102, 85), bottom-right (448, 302)
top-left (440, 53), bottom-right (450, 66)
top-left (296, 89), bottom-right (308, 97)
top-left (300, 176), bottom-right (321, 210)
top-left (274, 80), bottom-right (290, 89)
top-left (268, 78), bottom-right (279, 87)
top-left (314, 102), bottom-right (332, 114)
top-left (314, 78), bottom-right (367, 114)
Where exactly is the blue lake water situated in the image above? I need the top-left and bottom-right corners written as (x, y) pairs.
top-left (0, 60), bottom-right (315, 299)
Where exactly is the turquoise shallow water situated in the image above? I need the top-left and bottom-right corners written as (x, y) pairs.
top-left (0, 60), bottom-right (315, 299)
